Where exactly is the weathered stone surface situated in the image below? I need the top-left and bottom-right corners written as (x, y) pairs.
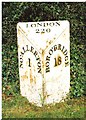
top-left (17, 21), bottom-right (70, 106)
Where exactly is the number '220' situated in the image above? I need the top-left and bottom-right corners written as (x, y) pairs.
top-left (36, 28), bottom-right (51, 33)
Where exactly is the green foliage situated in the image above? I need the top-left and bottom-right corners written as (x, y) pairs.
top-left (70, 44), bottom-right (85, 97)
top-left (2, 2), bottom-right (86, 97)
top-left (2, 44), bottom-right (19, 95)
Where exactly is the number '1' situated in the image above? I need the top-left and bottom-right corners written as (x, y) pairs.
top-left (28, 58), bottom-right (31, 67)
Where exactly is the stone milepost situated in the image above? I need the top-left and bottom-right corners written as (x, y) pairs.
top-left (17, 21), bottom-right (70, 107)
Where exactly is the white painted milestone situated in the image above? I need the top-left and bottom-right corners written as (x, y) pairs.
top-left (17, 21), bottom-right (70, 106)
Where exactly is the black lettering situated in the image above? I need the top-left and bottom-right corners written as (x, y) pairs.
top-left (37, 61), bottom-right (41, 67)
top-left (61, 46), bottom-right (65, 53)
top-left (20, 57), bottom-right (23, 60)
top-left (49, 48), bottom-right (53, 55)
top-left (65, 56), bottom-right (68, 61)
top-left (54, 56), bottom-right (62, 67)
top-left (28, 58), bottom-right (31, 67)
top-left (26, 45), bottom-right (29, 51)
top-left (34, 50), bottom-right (38, 57)
top-left (37, 61), bottom-right (41, 73)
top-left (20, 63), bottom-right (23, 68)
top-left (49, 22), bottom-right (54, 27)
top-left (41, 29), bottom-right (45, 33)
top-left (46, 61), bottom-right (50, 66)
top-left (58, 44), bottom-right (61, 51)
top-left (54, 58), bottom-right (57, 66)
top-left (65, 62), bottom-right (69, 67)
top-left (31, 22), bottom-right (60, 28)
top-left (26, 24), bottom-right (28, 28)
top-left (30, 46), bottom-right (34, 53)
top-left (46, 61), bottom-right (50, 73)
top-left (20, 53), bottom-right (24, 60)
top-left (20, 51), bottom-right (24, 55)
top-left (31, 24), bottom-right (36, 27)
top-left (20, 57), bottom-right (23, 68)
top-left (44, 22), bottom-right (48, 27)
top-left (37, 59), bottom-right (41, 73)
top-left (36, 29), bottom-right (40, 33)
top-left (22, 47), bottom-right (26, 53)
top-left (37, 23), bottom-right (42, 27)
top-left (46, 67), bottom-right (50, 72)
top-left (36, 56), bottom-right (40, 61)
top-left (46, 28), bottom-right (51, 33)
top-left (20, 53), bottom-right (23, 68)
top-left (54, 45), bottom-right (57, 51)
top-left (38, 67), bottom-right (41, 73)
top-left (56, 22), bottom-right (60, 26)
top-left (46, 56), bottom-right (50, 61)
top-left (58, 56), bottom-right (62, 65)
top-left (46, 56), bottom-right (50, 73)
top-left (63, 49), bottom-right (68, 55)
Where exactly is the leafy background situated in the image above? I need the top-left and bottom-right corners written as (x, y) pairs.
top-left (2, 2), bottom-right (85, 98)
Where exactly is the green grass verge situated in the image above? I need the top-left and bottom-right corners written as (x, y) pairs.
top-left (2, 95), bottom-right (85, 119)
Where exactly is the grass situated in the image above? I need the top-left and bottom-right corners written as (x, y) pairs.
top-left (2, 94), bottom-right (85, 119)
